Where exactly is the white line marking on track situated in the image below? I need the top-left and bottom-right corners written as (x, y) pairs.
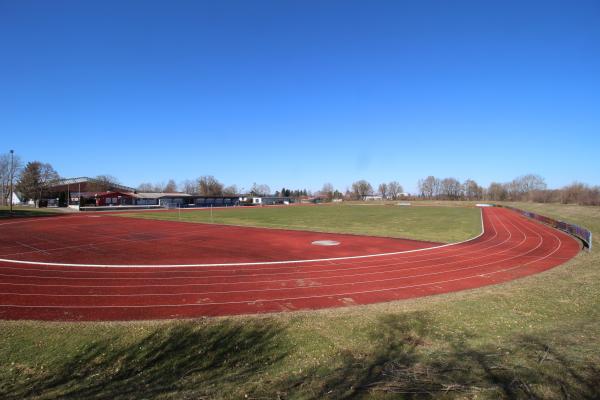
top-left (0, 208), bottom-right (546, 300)
top-left (0, 208), bottom-right (580, 314)
top-left (0, 213), bottom-right (511, 294)
top-left (0, 209), bottom-right (486, 268)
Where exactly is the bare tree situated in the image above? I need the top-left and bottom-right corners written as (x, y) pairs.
top-left (351, 180), bottom-right (373, 200)
top-left (463, 179), bottom-right (483, 200)
top-left (87, 175), bottom-right (121, 192)
top-left (415, 174), bottom-right (599, 205)
top-left (418, 176), bottom-right (439, 199)
top-left (530, 188), bottom-right (557, 203)
top-left (250, 183), bottom-right (270, 196)
top-left (518, 174), bottom-right (546, 201)
top-left (343, 187), bottom-right (353, 200)
top-left (559, 182), bottom-right (600, 205)
top-left (163, 179), bottom-right (177, 193)
top-left (519, 174), bottom-right (547, 193)
top-left (198, 176), bottom-right (224, 196)
top-left (0, 152), bottom-right (22, 206)
top-left (439, 177), bottom-right (462, 200)
top-left (223, 185), bottom-right (239, 196)
top-left (506, 174), bottom-right (546, 200)
top-left (0, 154), bottom-right (7, 205)
top-left (16, 161), bottom-right (60, 207)
top-left (320, 183), bottom-right (334, 200)
top-left (487, 182), bottom-right (508, 201)
top-left (387, 181), bottom-right (403, 200)
top-left (141, 180), bottom-right (179, 193)
top-left (378, 183), bottom-right (388, 199)
top-left (561, 182), bottom-right (585, 204)
top-left (137, 182), bottom-right (155, 192)
top-left (180, 179), bottom-right (196, 194)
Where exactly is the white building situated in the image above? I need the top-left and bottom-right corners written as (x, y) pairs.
top-left (10, 192), bottom-right (22, 205)
top-left (362, 195), bottom-right (383, 201)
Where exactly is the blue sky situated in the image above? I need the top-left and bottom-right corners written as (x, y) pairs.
top-left (1, 0), bottom-right (599, 193)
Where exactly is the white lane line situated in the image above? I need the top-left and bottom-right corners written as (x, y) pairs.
top-left (14, 242), bottom-right (50, 255)
top-left (0, 209), bottom-right (540, 299)
top-left (476, 209), bottom-right (566, 279)
top-left (0, 214), bottom-right (566, 310)
top-left (0, 215), bottom-right (79, 227)
top-left (0, 209), bottom-right (575, 312)
top-left (0, 209), bottom-right (486, 268)
top-left (0, 213), bottom-right (507, 292)
top-left (0, 209), bottom-right (493, 277)
top-left (0, 211), bottom-right (503, 283)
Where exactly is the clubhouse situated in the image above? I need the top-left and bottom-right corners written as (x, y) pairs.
top-left (40, 177), bottom-right (292, 208)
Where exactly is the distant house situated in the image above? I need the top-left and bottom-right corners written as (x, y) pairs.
top-left (191, 195), bottom-right (240, 207)
top-left (10, 192), bottom-right (23, 205)
top-left (239, 196), bottom-right (294, 206)
top-left (47, 177), bottom-right (135, 194)
top-left (362, 195), bottom-right (383, 201)
top-left (78, 192), bottom-right (194, 208)
top-left (133, 192), bottom-right (192, 207)
top-left (299, 196), bottom-right (324, 204)
top-left (43, 177), bottom-right (137, 207)
top-left (95, 191), bottom-right (136, 206)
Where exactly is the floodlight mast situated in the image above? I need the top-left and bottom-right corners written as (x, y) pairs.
top-left (9, 149), bottom-right (14, 214)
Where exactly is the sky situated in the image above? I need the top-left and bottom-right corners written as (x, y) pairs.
top-left (1, 0), bottom-right (599, 194)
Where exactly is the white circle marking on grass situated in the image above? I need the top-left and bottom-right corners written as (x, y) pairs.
top-left (311, 240), bottom-right (340, 246)
top-left (0, 209), bottom-right (485, 268)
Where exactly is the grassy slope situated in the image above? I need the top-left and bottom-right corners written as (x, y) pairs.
top-left (116, 204), bottom-right (482, 243)
top-left (0, 206), bottom-right (63, 218)
top-left (0, 202), bottom-right (598, 399)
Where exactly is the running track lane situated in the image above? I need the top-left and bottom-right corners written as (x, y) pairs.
top-left (0, 207), bottom-right (581, 321)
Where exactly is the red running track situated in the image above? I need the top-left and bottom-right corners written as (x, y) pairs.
top-left (0, 207), bottom-right (581, 321)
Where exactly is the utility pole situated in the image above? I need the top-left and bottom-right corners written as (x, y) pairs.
top-left (9, 149), bottom-right (14, 214)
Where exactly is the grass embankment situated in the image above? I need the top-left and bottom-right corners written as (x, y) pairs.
top-left (118, 204), bottom-right (482, 243)
top-left (0, 206), bottom-right (63, 219)
top-left (0, 202), bottom-right (598, 399)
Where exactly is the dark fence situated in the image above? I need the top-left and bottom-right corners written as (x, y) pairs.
top-left (79, 205), bottom-right (162, 212)
top-left (496, 205), bottom-right (592, 250)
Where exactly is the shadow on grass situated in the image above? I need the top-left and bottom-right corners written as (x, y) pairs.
top-left (2, 320), bottom-right (288, 400)
top-left (271, 312), bottom-right (600, 399)
top-left (0, 209), bottom-right (63, 219)
top-left (2, 313), bottom-right (599, 399)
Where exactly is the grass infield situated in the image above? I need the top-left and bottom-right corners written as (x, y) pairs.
top-left (0, 202), bottom-right (598, 399)
top-left (117, 203), bottom-right (482, 244)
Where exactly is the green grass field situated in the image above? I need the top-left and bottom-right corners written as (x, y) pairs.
top-left (0, 202), bottom-right (598, 399)
top-left (117, 204), bottom-right (482, 243)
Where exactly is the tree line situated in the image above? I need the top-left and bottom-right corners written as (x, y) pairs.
top-left (418, 176), bottom-right (486, 200)
top-left (137, 177), bottom-right (264, 197)
top-left (417, 174), bottom-right (547, 201)
top-left (0, 152), bottom-right (21, 206)
top-left (341, 180), bottom-right (405, 200)
top-left (0, 151), bottom-right (130, 207)
top-left (2, 150), bottom-right (599, 207)
top-left (417, 174), bottom-right (600, 206)
top-left (138, 176), bottom-right (240, 197)
top-left (0, 156), bottom-right (60, 207)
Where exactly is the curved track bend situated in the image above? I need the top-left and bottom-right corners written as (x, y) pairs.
top-left (0, 207), bottom-right (581, 321)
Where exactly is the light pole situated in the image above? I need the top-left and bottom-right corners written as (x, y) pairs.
top-left (9, 150), bottom-right (14, 213)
